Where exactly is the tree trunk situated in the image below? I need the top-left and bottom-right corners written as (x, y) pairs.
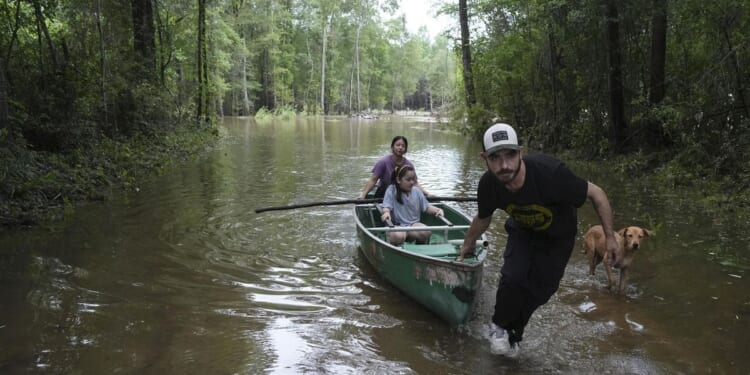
top-left (201, 1), bottom-right (209, 122)
top-left (154, 2), bottom-right (176, 86)
top-left (646, 0), bottom-right (669, 149)
top-left (391, 73), bottom-right (396, 113)
top-left (320, 15), bottom-right (329, 114)
top-left (548, 25), bottom-right (561, 147)
top-left (260, 47), bottom-right (274, 109)
top-left (95, 0), bottom-right (108, 127)
top-left (605, 0), bottom-right (626, 151)
top-left (365, 76), bottom-right (371, 111)
top-left (355, 25), bottom-right (361, 114)
top-left (0, 58), bottom-right (7, 128)
top-left (305, 33), bottom-right (315, 113)
top-left (649, 0), bottom-right (667, 106)
top-left (196, 0), bottom-right (208, 123)
top-left (3, 0), bottom-right (22, 85)
top-left (721, 21), bottom-right (750, 118)
top-left (32, 0), bottom-right (58, 70)
top-left (458, 0), bottom-right (476, 108)
top-left (348, 61), bottom-right (354, 114)
top-left (131, 0), bottom-right (156, 77)
top-left (241, 49), bottom-right (252, 115)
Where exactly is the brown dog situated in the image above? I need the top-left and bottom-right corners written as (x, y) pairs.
top-left (582, 225), bottom-right (654, 293)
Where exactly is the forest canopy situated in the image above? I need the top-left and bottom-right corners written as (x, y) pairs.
top-left (1, 0), bottom-right (748, 226)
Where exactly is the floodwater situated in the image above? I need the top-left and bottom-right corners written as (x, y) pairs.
top-left (1, 116), bottom-right (748, 374)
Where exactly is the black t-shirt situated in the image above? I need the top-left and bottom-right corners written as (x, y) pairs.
top-left (477, 154), bottom-right (588, 238)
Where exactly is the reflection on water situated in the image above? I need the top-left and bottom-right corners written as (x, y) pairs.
top-left (0, 116), bottom-right (748, 374)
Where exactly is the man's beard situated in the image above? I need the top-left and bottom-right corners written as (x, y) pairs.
top-left (496, 161), bottom-right (521, 183)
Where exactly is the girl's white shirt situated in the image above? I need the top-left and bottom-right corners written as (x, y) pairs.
top-left (382, 185), bottom-right (430, 226)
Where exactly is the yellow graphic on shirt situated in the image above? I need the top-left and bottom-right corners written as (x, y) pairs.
top-left (506, 204), bottom-right (553, 231)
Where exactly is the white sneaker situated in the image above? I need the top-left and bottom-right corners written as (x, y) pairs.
top-left (506, 342), bottom-right (521, 358)
top-left (488, 323), bottom-right (511, 355)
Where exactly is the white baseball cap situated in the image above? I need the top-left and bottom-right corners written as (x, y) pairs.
top-left (483, 123), bottom-right (519, 154)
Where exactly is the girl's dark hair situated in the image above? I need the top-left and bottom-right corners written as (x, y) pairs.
top-left (392, 165), bottom-right (415, 204)
top-left (391, 136), bottom-right (408, 152)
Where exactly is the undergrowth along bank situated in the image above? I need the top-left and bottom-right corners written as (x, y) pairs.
top-left (0, 126), bottom-right (220, 229)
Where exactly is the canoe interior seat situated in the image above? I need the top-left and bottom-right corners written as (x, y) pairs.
top-left (401, 242), bottom-right (458, 257)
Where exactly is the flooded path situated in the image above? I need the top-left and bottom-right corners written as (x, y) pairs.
top-left (1, 116), bottom-right (748, 374)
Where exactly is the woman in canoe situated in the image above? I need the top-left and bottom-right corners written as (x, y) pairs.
top-left (356, 135), bottom-right (430, 199)
top-left (380, 165), bottom-right (443, 245)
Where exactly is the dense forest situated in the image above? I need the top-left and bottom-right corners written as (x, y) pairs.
top-left (1, 0), bottom-right (748, 226)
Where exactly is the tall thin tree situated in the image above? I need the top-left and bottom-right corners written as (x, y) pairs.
top-left (605, 0), bottom-right (626, 150)
top-left (0, 58), bottom-right (7, 127)
top-left (196, 0), bottom-right (209, 124)
top-left (96, 0), bottom-right (108, 126)
top-left (131, 0), bottom-right (156, 77)
top-left (647, 0), bottom-right (669, 148)
top-left (320, 13), bottom-right (330, 114)
top-left (719, 14), bottom-right (750, 118)
top-left (458, 0), bottom-right (476, 109)
top-left (355, 24), bottom-right (361, 113)
top-left (32, 0), bottom-right (58, 70)
top-left (649, 0), bottom-right (667, 106)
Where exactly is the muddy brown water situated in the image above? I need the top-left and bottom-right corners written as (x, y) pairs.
top-left (1, 116), bottom-right (748, 374)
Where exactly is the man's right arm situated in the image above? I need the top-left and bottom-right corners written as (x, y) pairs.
top-left (457, 215), bottom-right (492, 261)
top-left (586, 181), bottom-right (619, 262)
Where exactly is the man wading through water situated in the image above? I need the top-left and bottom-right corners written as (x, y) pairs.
top-left (458, 123), bottom-right (619, 357)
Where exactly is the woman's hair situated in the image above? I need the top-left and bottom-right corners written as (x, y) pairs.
top-left (391, 136), bottom-right (408, 152)
top-left (391, 165), bottom-right (415, 204)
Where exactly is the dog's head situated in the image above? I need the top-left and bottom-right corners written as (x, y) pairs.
top-left (618, 226), bottom-right (654, 251)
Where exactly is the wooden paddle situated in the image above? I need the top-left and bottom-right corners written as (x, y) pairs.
top-left (254, 196), bottom-right (477, 213)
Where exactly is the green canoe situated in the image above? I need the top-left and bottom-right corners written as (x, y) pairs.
top-left (353, 202), bottom-right (488, 325)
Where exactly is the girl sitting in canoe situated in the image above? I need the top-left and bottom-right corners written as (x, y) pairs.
top-left (380, 165), bottom-right (443, 245)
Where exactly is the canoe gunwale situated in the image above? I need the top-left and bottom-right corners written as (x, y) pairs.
top-left (366, 225), bottom-right (471, 232)
top-left (353, 203), bottom-right (487, 270)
